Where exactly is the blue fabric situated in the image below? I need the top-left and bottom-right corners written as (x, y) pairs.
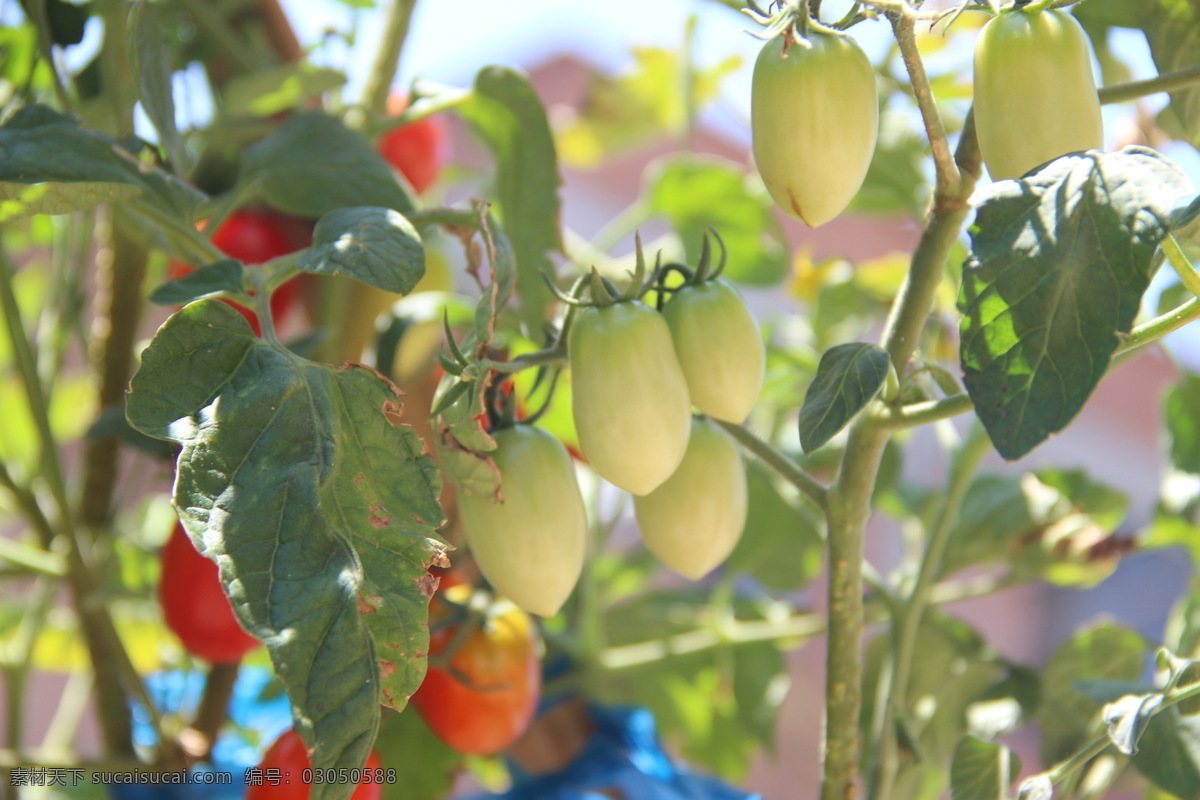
top-left (465, 705), bottom-right (760, 800)
top-left (108, 667), bottom-right (293, 800)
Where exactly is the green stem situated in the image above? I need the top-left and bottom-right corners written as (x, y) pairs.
top-left (0, 537), bottom-right (63, 576)
top-left (482, 343), bottom-right (568, 374)
top-left (590, 200), bottom-right (653, 257)
top-left (872, 393), bottom-right (974, 430)
top-left (870, 423), bottom-right (991, 800)
top-left (1099, 65), bottom-right (1200, 106)
top-left (406, 208), bottom-right (484, 229)
top-left (1164, 234), bottom-right (1200, 298)
top-left (1114, 296), bottom-right (1200, 362)
top-left (712, 420), bottom-right (828, 511)
top-left (361, 0), bottom-right (419, 115)
top-left (0, 247), bottom-right (136, 757)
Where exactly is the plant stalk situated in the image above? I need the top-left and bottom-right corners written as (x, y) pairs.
top-left (362, 0), bottom-right (419, 115)
top-left (714, 420), bottom-right (828, 510)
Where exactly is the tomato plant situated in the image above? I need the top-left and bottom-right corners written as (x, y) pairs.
top-left (750, 26), bottom-right (878, 227)
top-left (456, 424), bottom-right (587, 618)
top-left (158, 521), bottom-right (259, 664)
top-left (973, 6), bottom-right (1104, 180)
top-left (247, 730), bottom-right (384, 800)
top-left (410, 586), bottom-right (541, 755)
top-left (5, 1), bottom-right (1200, 799)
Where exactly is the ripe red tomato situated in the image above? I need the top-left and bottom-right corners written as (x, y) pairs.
top-left (169, 209), bottom-right (309, 336)
top-left (247, 730), bottom-right (383, 800)
top-left (410, 586), bottom-right (540, 755)
top-left (378, 96), bottom-right (449, 195)
top-left (158, 521), bottom-right (259, 664)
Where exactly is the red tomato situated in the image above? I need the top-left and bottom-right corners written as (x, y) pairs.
top-left (378, 96), bottom-right (449, 195)
top-left (410, 586), bottom-right (540, 755)
top-left (158, 522), bottom-right (259, 664)
top-left (247, 730), bottom-right (383, 800)
top-left (169, 209), bottom-right (309, 336)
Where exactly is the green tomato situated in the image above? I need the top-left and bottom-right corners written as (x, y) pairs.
top-left (662, 280), bottom-right (764, 424)
top-left (633, 418), bottom-right (747, 580)
top-left (751, 30), bottom-right (878, 227)
top-left (568, 301), bottom-right (692, 496)
top-left (973, 8), bottom-right (1102, 181)
top-left (458, 425), bottom-right (586, 617)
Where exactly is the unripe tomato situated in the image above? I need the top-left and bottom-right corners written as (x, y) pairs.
top-left (973, 8), bottom-right (1102, 181)
top-left (633, 418), bottom-right (747, 580)
top-left (662, 280), bottom-right (764, 424)
top-left (158, 522), bottom-right (259, 664)
top-left (457, 425), bottom-right (586, 617)
top-left (169, 209), bottom-right (308, 336)
top-left (378, 95), bottom-right (450, 195)
top-left (568, 301), bottom-right (692, 495)
top-left (751, 30), bottom-right (878, 227)
top-left (246, 729), bottom-right (383, 800)
top-left (411, 585), bottom-right (540, 755)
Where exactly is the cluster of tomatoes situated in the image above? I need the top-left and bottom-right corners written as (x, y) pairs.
top-left (751, 3), bottom-right (1102, 226)
top-left (457, 239), bottom-right (766, 626)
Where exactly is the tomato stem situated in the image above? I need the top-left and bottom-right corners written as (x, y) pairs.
top-left (711, 420), bottom-right (828, 511)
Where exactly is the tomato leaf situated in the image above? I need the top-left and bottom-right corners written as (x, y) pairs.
top-left (941, 474), bottom-right (1072, 575)
top-left (646, 155), bottom-right (788, 286)
top-left (242, 111), bottom-right (414, 217)
top-left (0, 104), bottom-right (204, 221)
top-left (149, 259), bottom-right (245, 306)
top-left (1137, 0), bottom-right (1200, 144)
top-left (724, 461), bottom-right (823, 591)
top-left (1166, 375), bottom-right (1200, 474)
top-left (1103, 692), bottom-right (1164, 755)
top-left (296, 207), bottom-right (424, 294)
top-left (1035, 621), bottom-right (1147, 765)
top-left (128, 1), bottom-right (188, 174)
top-left (374, 709), bottom-right (463, 800)
top-left (457, 67), bottom-right (563, 333)
top-left (798, 342), bottom-right (891, 454)
top-left (959, 146), bottom-right (1193, 461)
top-left (223, 63), bottom-right (348, 118)
top-left (126, 301), bottom-right (447, 799)
top-left (949, 736), bottom-right (1021, 800)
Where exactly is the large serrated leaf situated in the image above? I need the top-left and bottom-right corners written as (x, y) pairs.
top-left (798, 342), bottom-right (891, 454)
top-left (242, 111), bottom-right (413, 217)
top-left (959, 147), bottom-right (1193, 460)
top-left (646, 155), bottom-right (788, 285)
top-left (457, 66), bottom-right (563, 333)
top-left (296, 207), bottom-right (424, 294)
top-left (950, 736), bottom-right (1021, 800)
top-left (0, 104), bottom-right (205, 221)
top-left (126, 301), bottom-right (446, 800)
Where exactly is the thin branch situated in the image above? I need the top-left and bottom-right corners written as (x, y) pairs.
top-left (361, 0), bottom-right (419, 115)
top-left (890, 9), bottom-right (960, 198)
top-left (1099, 65), bottom-right (1200, 106)
top-left (712, 420), bottom-right (829, 511)
top-left (871, 392), bottom-right (974, 430)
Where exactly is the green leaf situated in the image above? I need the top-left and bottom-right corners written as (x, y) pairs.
top-left (297, 207), bottom-right (424, 294)
top-left (798, 343), bottom-right (891, 454)
top-left (1036, 469), bottom-right (1130, 533)
top-left (949, 736), bottom-right (1021, 800)
top-left (849, 127), bottom-right (929, 219)
top-left (1137, 0), bottom-right (1200, 144)
top-left (959, 147), bottom-right (1193, 460)
top-left (128, 1), bottom-right (189, 173)
top-left (1167, 375), bottom-right (1200, 474)
top-left (941, 474), bottom-right (1072, 574)
top-left (646, 155), bottom-right (788, 285)
top-left (457, 67), bottom-right (563, 333)
top-left (1130, 706), bottom-right (1200, 799)
top-left (724, 461), bottom-right (824, 591)
top-left (1036, 620), bottom-right (1148, 765)
top-left (125, 301), bottom-right (447, 797)
top-left (223, 63), bottom-right (347, 117)
top-left (0, 104), bottom-right (204, 221)
top-left (149, 259), bottom-right (245, 305)
top-left (375, 708), bottom-right (464, 800)
top-left (1104, 693), bottom-right (1165, 755)
top-left (242, 111), bottom-right (413, 218)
